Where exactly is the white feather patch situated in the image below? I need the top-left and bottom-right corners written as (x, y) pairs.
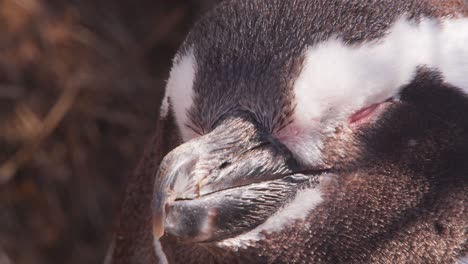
top-left (103, 240), bottom-right (115, 264)
top-left (284, 17), bottom-right (468, 165)
top-left (153, 237), bottom-right (169, 264)
top-left (161, 48), bottom-right (198, 141)
top-left (218, 184), bottom-right (323, 249)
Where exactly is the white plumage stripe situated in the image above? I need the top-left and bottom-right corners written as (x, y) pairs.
top-left (284, 17), bottom-right (468, 165)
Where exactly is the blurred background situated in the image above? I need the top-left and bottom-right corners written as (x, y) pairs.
top-left (0, 0), bottom-right (216, 263)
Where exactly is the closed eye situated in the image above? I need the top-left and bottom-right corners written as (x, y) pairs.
top-left (349, 97), bottom-right (395, 126)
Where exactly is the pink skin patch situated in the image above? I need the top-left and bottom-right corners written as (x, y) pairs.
top-left (275, 124), bottom-right (304, 142)
top-left (276, 99), bottom-right (393, 142)
top-left (349, 99), bottom-right (393, 127)
top-left (276, 98), bottom-right (393, 142)
top-left (349, 103), bottom-right (381, 124)
top-left (275, 117), bottom-right (321, 142)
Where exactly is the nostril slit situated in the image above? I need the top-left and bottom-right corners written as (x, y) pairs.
top-left (219, 161), bottom-right (231, 170)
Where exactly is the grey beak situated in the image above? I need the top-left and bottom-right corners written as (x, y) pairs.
top-left (152, 114), bottom-right (317, 242)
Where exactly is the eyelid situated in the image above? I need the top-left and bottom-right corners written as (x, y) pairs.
top-left (349, 97), bottom-right (395, 126)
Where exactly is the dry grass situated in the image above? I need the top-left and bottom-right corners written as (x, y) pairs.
top-left (0, 0), bottom-right (215, 263)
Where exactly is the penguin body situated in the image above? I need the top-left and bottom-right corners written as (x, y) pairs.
top-left (110, 1), bottom-right (468, 263)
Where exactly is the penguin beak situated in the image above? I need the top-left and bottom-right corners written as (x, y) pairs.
top-left (152, 114), bottom-right (321, 242)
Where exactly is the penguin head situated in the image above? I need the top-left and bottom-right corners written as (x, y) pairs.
top-left (152, 0), bottom-right (468, 250)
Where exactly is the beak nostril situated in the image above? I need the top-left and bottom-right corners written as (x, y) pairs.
top-left (218, 161), bottom-right (231, 170)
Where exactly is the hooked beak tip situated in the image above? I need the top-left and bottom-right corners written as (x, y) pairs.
top-left (153, 211), bottom-right (165, 239)
top-left (152, 193), bottom-right (167, 239)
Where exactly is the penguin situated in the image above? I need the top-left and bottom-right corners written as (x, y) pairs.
top-left (109, 0), bottom-right (468, 263)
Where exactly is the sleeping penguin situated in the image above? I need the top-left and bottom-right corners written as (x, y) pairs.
top-left (108, 0), bottom-right (468, 263)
